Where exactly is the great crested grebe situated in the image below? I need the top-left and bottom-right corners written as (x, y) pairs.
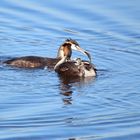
top-left (3, 39), bottom-right (91, 69)
top-left (54, 56), bottom-right (96, 78)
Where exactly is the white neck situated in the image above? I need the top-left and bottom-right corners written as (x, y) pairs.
top-left (54, 56), bottom-right (67, 70)
top-left (57, 46), bottom-right (64, 58)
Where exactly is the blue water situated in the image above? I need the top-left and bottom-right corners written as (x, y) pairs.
top-left (0, 0), bottom-right (140, 139)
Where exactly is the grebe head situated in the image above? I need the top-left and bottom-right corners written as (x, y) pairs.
top-left (57, 39), bottom-right (91, 62)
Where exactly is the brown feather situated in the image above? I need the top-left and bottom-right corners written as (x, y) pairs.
top-left (4, 56), bottom-right (60, 69)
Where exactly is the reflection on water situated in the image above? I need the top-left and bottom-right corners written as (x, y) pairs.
top-left (59, 75), bottom-right (96, 105)
top-left (0, 0), bottom-right (140, 139)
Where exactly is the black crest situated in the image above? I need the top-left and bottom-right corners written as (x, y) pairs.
top-left (65, 38), bottom-right (79, 46)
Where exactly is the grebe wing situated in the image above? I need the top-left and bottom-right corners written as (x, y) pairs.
top-left (56, 61), bottom-right (81, 77)
top-left (3, 56), bottom-right (46, 68)
top-left (4, 56), bottom-right (60, 69)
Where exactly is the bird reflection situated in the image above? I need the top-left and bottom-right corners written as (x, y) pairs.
top-left (68, 138), bottom-right (76, 140)
top-left (59, 80), bottom-right (73, 105)
top-left (58, 75), bottom-right (96, 105)
top-left (61, 91), bottom-right (72, 105)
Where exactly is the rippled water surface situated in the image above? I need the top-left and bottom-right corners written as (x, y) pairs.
top-left (0, 0), bottom-right (140, 139)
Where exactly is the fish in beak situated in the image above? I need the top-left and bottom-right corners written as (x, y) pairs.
top-left (71, 44), bottom-right (91, 62)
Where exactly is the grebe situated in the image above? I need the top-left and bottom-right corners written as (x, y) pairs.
top-left (3, 39), bottom-right (91, 69)
top-left (54, 57), bottom-right (96, 78)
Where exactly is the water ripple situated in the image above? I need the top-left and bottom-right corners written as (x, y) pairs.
top-left (0, 0), bottom-right (140, 139)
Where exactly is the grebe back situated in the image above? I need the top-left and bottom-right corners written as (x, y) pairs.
top-left (54, 58), bottom-right (96, 78)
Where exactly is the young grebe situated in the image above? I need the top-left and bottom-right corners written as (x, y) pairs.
top-left (54, 57), bottom-right (96, 78)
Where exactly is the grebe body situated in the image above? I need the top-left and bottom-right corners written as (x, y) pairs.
top-left (4, 56), bottom-right (60, 69)
top-left (3, 39), bottom-right (90, 69)
top-left (55, 58), bottom-right (96, 78)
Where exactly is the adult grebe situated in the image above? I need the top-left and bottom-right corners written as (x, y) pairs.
top-left (55, 57), bottom-right (96, 78)
top-left (3, 39), bottom-right (91, 69)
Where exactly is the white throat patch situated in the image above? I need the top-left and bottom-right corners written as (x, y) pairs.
top-left (71, 44), bottom-right (77, 50)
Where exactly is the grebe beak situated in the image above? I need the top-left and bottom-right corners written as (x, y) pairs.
top-left (71, 44), bottom-right (91, 62)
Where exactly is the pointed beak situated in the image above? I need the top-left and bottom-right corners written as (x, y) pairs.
top-left (84, 51), bottom-right (91, 62)
top-left (71, 44), bottom-right (91, 62)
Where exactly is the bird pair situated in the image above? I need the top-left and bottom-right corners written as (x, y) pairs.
top-left (3, 39), bottom-right (96, 77)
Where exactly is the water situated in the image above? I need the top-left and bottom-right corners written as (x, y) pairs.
top-left (0, 0), bottom-right (140, 139)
